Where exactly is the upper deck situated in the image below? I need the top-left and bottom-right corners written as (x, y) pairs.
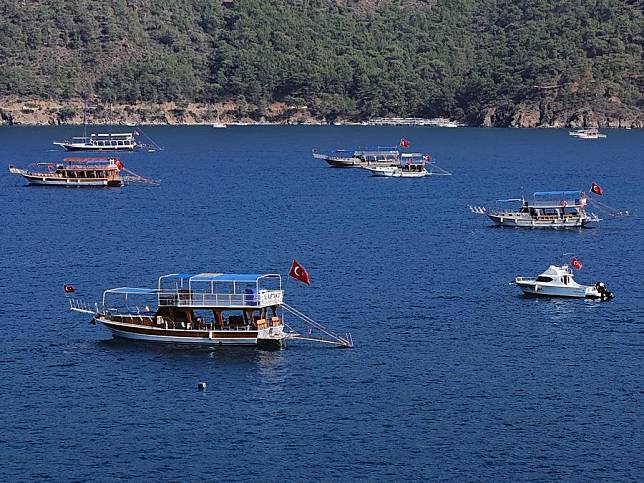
top-left (102, 273), bottom-right (284, 309)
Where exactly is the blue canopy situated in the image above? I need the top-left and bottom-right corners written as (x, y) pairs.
top-left (104, 287), bottom-right (159, 295)
top-left (190, 273), bottom-right (266, 283)
top-left (534, 190), bottom-right (581, 198)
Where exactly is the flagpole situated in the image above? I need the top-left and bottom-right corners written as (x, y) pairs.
top-left (283, 264), bottom-right (291, 327)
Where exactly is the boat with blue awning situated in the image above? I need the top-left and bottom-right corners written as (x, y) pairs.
top-left (68, 272), bottom-right (352, 348)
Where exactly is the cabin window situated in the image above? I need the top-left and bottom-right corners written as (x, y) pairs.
top-left (111, 141), bottom-right (117, 146)
top-left (118, 141), bottom-right (123, 146)
top-left (536, 276), bottom-right (553, 282)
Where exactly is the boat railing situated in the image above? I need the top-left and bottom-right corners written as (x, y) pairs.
top-left (157, 290), bottom-right (284, 308)
top-left (69, 298), bottom-right (99, 315)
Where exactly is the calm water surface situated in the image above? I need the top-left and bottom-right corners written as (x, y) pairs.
top-left (0, 126), bottom-right (642, 480)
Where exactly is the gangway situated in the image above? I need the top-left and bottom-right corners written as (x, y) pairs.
top-left (281, 303), bottom-right (353, 348)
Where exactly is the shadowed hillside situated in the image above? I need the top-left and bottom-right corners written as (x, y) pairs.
top-left (1, 0), bottom-right (642, 126)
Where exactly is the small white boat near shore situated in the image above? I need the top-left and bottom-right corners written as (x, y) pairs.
top-left (514, 264), bottom-right (613, 300)
top-left (569, 128), bottom-right (607, 139)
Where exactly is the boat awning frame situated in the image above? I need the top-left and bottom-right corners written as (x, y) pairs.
top-left (158, 273), bottom-right (282, 292)
top-left (533, 190), bottom-right (582, 198)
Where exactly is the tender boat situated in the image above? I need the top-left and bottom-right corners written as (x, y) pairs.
top-left (515, 265), bottom-right (613, 300)
top-left (569, 128), bottom-right (607, 139)
top-left (363, 153), bottom-right (452, 178)
top-left (313, 147), bottom-right (401, 168)
top-left (69, 272), bottom-right (353, 348)
top-left (9, 157), bottom-right (125, 186)
top-left (53, 132), bottom-right (140, 151)
top-left (485, 191), bottom-right (600, 228)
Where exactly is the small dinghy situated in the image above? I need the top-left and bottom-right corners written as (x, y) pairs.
top-left (514, 261), bottom-right (613, 300)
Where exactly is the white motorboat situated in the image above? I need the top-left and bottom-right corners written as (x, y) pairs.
top-left (569, 128), bottom-right (607, 139)
top-left (212, 122), bottom-right (227, 128)
top-left (515, 265), bottom-right (613, 300)
top-left (363, 153), bottom-right (452, 178)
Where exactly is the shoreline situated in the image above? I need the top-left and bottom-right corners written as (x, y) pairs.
top-left (1, 98), bottom-right (642, 129)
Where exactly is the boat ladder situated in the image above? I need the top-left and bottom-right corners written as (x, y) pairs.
top-left (280, 303), bottom-right (353, 348)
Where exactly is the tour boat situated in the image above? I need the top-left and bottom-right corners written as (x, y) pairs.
top-left (9, 157), bottom-right (158, 187)
top-left (53, 132), bottom-right (140, 151)
top-left (437, 120), bottom-right (459, 128)
top-left (515, 265), bottom-right (613, 300)
top-left (69, 272), bottom-right (353, 348)
top-left (569, 128), bottom-right (607, 139)
top-left (313, 147), bottom-right (401, 168)
top-left (482, 191), bottom-right (600, 228)
top-left (363, 153), bottom-right (452, 178)
top-left (9, 157), bottom-right (125, 186)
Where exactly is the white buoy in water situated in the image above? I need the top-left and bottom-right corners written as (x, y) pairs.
top-left (197, 382), bottom-right (207, 391)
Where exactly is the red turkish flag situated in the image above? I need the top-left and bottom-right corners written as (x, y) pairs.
top-left (590, 182), bottom-right (603, 196)
top-left (288, 260), bottom-right (311, 286)
top-left (399, 138), bottom-right (410, 148)
top-left (570, 257), bottom-right (583, 270)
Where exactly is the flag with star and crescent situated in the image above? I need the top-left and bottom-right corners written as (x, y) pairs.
top-left (288, 260), bottom-right (311, 286)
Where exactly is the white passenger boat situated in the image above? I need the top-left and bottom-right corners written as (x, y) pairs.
top-left (515, 265), bottom-right (613, 300)
top-left (69, 272), bottom-right (352, 348)
top-left (569, 128), bottom-right (607, 139)
top-left (363, 153), bottom-right (452, 178)
top-left (54, 132), bottom-right (140, 151)
top-left (485, 191), bottom-right (600, 228)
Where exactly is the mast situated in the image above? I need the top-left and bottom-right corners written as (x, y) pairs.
top-left (83, 98), bottom-right (87, 140)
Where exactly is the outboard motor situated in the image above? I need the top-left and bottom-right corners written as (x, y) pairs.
top-left (594, 281), bottom-right (614, 301)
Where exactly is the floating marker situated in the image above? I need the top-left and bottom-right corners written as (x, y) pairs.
top-left (197, 382), bottom-right (207, 391)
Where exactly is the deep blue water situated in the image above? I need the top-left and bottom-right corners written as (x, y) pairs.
top-left (0, 126), bottom-right (643, 480)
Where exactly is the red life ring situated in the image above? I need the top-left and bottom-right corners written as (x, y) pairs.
top-left (560, 200), bottom-right (568, 207)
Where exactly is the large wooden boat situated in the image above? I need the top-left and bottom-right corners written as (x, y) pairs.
top-left (69, 272), bottom-right (353, 348)
top-left (9, 157), bottom-right (124, 186)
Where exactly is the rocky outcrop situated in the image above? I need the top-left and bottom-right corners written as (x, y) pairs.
top-left (483, 99), bottom-right (643, 128)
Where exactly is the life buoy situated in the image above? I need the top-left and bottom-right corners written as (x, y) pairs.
top-left (560, 200), bottom-right (568, 207)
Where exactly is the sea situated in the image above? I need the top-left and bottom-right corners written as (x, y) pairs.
top-left (0, 126), bottom-right (642, 481)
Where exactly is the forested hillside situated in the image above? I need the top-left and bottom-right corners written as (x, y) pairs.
top-left (0, 0), bottom-right (642, 126)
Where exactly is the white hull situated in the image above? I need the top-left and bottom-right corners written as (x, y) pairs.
top-left (99, 318), bottom-right (285, 346)
top-left (53, 142), bottom-right (136, 151)
top-left (25, 176), bottom-right (114, 186)
top-left (488, 214), bottom-right (586, 228)
top-left (516, 282), bottom-right (590, 298)
top-left (365, 166), bottom-right (428, 177)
